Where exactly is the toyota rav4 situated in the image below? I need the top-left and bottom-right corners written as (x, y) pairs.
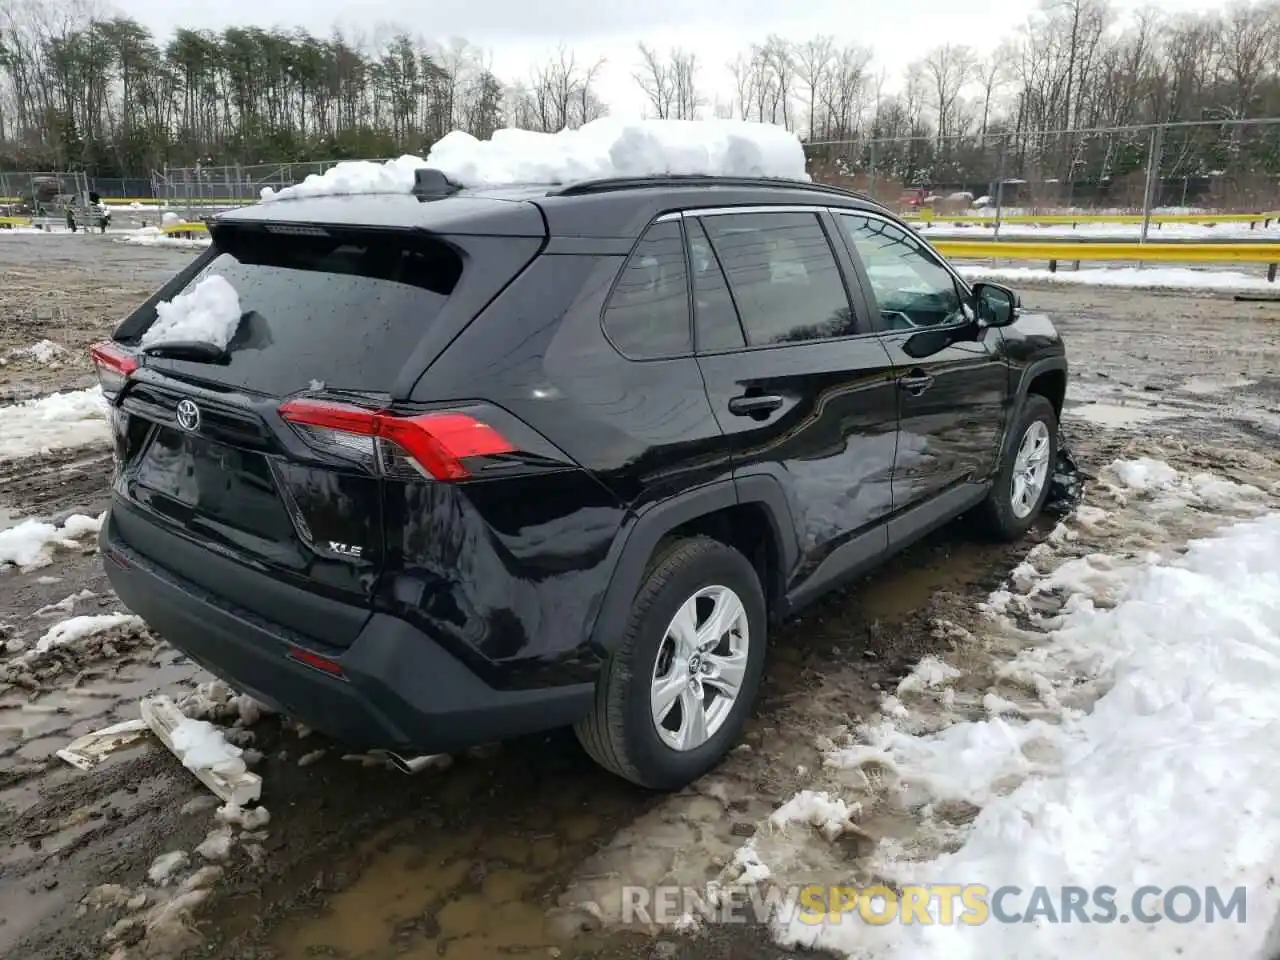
top-left (95, 171), bottom-right (1067, 790)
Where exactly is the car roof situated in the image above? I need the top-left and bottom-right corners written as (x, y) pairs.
top-left (212, 174), bottom-right (892, 241)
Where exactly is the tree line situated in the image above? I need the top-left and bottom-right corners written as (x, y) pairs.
top-left (1, 0), bottom-right (1279, 197)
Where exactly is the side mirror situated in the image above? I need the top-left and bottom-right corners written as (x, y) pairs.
top-left (972, 282), bottom-right (1020, 328)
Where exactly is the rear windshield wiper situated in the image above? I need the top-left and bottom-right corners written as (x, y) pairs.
top-left (141, 341), bottom-right (229, 364)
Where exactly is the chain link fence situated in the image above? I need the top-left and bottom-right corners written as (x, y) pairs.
top-left (0, 172), bottom-right (152, 208)
top-left (149, 160), bottom-right (391, 218)
top-left (804, 117), bottom-right (1280, 237)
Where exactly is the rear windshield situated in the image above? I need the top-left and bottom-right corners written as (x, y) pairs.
top-left (139, 227), bottom-right (463, 396)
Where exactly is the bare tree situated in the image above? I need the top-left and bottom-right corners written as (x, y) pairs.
top-left (634, 43), bottom-right (702, 119)
top-left (795, 35), bottom-right (834, 140)
top-left (919, 43), bottom-right (976, 145)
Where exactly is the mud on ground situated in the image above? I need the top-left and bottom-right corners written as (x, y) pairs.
top-left (1, 238), bottom-right (1278, 960)
top-left (0, 235), bottom-right (197, 402)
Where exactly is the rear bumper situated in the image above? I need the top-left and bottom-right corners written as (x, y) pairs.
top-left (101, 509), bottom-right (595, 753)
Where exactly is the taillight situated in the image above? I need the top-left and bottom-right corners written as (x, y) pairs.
top-left (278, 398), bottom-right (515, 481)
top-left (89, 341), bottom-right (139, 395)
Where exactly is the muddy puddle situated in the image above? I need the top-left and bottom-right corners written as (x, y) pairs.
top-left (238, 527), bottom-right (1020, 960)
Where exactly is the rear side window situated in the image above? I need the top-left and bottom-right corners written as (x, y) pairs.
top-left (140, 227), bottom-right (464, 395)
top-left (602, 220), bottom-right (692, 359)
top-left (699, 212), bottom-right (857, 346)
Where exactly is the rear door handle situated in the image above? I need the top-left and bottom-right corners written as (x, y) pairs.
top-left (727, 394), bottom-right (784, 417)
top-left (898, 373), bottom-right (935, 396)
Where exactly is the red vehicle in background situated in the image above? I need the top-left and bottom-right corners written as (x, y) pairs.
top-left (899, 187), bottom-right (929, 208)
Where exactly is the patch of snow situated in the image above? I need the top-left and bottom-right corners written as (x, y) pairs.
top-left (1109, 456), bottom-right (1179, 490)
top-left (146, 850), bottom-right (188, 886)
top-left (260, 117), bottom-right (808, 201)
top-left (769, 791), bottom-right (862, 842)
top-left (169, 716), bottom-right (248, 778)
top-left (297, 748), bottom-right (325, 767)
top-left (0, 387), bottom-right (109, 462)
top-left (958, 264), bottom-right (1280, 293)
top-left (116, 226), bottom-right (210, 250)
top-left (34, 588), bottom-right (96, 617)
top-left (0, 512), bottom-right (104, 570)
top-left (35, 613), bottom-right (143, 652)
top-left (2, 339), bottom-right (67, 365)
top-left (139, 274), bottom-right (243, 350)
top-left (764, 462), bottom-right (1280, 959)
top-left (896, 655), bottom-right (962, 695)
top-left (194, 827), bottom-right (234, 861)
top-left (216, 802), bottom-right (270, 829)
top-left (179, 796), bottom-right (219, 816)
top-left (161, 211), bottom-right (181, 227)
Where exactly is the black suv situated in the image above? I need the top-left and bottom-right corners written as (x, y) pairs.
top-left (95, 173), bottom-right (1067, 790)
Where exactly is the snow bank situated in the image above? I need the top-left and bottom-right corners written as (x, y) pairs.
top-left (260, 117), bottom-right (808, 201)
top-left (769, 463), bottom-right (1280, 959)
top-left (36, 612), bottom-right (144, 652)
top-left (958, 264), bottom-right (1280, 294)
top-left (0, 387), bottom-right (109, 461)
top-left (0, 512), bottom-right (104, 569)
top-left (161, 211), bottom-right (181, 227)
top-left (139, 274), bottom-right (243, 350)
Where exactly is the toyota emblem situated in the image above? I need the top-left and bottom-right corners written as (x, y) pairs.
top-left (175, 399), bottom-right (201, 432)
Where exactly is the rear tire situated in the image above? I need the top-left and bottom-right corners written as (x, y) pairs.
top-left (975, 394), bottom-right (1058, 542)
top-left (574, 536), bottom-right (767, 790)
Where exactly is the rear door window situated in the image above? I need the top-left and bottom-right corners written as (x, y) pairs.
top-left (137, 227), bottom-right (464, 395)
top-left (601, 219), bottom-right (693, 360)
top-left (698, 212), bottom-right (858, 346)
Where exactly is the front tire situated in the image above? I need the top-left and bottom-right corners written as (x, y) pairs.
top-left (975, 394), bottom-right (1059, 541)
top-left (575, 536), bottom-right (767, 790)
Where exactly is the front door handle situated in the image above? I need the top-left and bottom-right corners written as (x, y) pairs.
top-left (898, 372), bottom-right (935, 396)
top-left (728, 394), bottom-right (784, 417)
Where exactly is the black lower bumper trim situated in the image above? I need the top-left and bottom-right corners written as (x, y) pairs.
top-left (101, 511), bottom-right (595, 753)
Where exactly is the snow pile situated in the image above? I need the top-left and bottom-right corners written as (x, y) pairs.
top-left (758, 460), bottom-right (1280, 959)
top-left (0, 386), bottom-right (109, 461)
top-left (260, 117), bottom-right (808, 201)
top-left (958, 264), bottom-right (1280, 294)
top-left (1, 339), bottom-right (67, 365)
top-left (139, 274), bottom-right (243, 350)
top-left (0, 512), bottom-right (104, 569)
top-left (117, 227), bottom-right (209, 250)
top-left (161, 211), bottom-right (181, 227)
top-left (35, 612), bottom-right (144, 652)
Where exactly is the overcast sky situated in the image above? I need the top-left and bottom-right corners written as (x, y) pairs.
top-left (119, 0), bottom-right (1225, 117)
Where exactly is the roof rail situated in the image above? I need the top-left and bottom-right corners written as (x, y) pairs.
top-left (549, 174), bottom-right (872, 201)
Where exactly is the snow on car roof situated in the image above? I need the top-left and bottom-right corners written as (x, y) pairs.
top-left (259, 118), bottom-right (809, 203)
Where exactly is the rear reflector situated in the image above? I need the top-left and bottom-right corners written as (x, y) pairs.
top-left (90, 341), bottom-right (139, 394)
top-left (287, 645), bottom-right (346, 678)
top-left (278, 398), bottom-right (515, 481)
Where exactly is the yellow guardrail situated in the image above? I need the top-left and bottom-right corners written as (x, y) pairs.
top-left (160, 221), bottom-right (209, 235)
top-left (907, 210), bottom-right (1279, 226)
top-left (0, 215), bottom-right (33, 228)
top-left (932, 239), bottom-right (1280, 264)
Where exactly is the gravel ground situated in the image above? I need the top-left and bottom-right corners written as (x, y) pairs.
top-left (1, 233), bottom-right (1278, 960)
